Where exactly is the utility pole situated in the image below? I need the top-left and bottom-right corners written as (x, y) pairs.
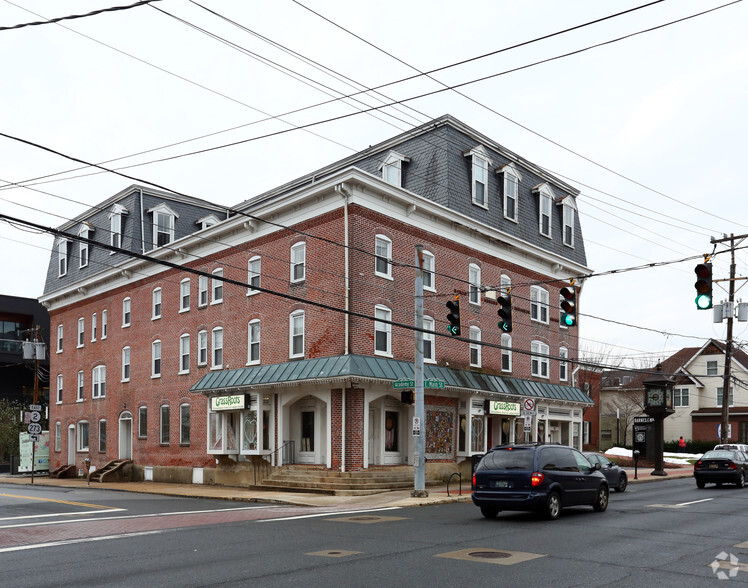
top-left (412, 245), bottom-right (427, 497)
top-left (711, 234), bottom-right (746, 444)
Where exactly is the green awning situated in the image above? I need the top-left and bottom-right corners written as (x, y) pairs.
top-left (190, 354), bottom-right (592, 405)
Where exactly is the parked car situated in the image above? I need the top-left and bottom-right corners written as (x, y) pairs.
top-left (714, 443), bottom-right (748, 453)
top-left (583, 452), bottom-right (628, 492)
top-left (694, 450), bottom-right (748, 488)
top-left (472, 443), bottom-right (609, 520)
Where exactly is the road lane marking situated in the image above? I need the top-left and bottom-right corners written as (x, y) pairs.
top-left (0, 530), bottom-right (168, 553)
top-left (0, 492), bottom-right (114, 510)
top-left (0, 509), bottom-right (125, 521)
top-left (0, 505), bottom-right (283, 529)
top-left (259, 506), bottom-right (401, 522)
top-left (647, 498), bottom-right (714, 509)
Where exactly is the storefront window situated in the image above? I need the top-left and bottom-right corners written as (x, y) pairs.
top-left (242, 409), bottom-right (258, 452)
top-left (471, 416), bottom-right (485, 453)
top-left (208, 411), bottom-right (238, 454)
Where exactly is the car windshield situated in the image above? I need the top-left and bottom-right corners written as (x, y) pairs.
top-left (703, 451), bottom-right (737, 460)
top-left (478, 448), bottom-right (534, 471)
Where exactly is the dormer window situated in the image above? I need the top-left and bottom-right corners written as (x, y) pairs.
top-left (533, 183), bottom-right (555, 238)
top-left (78, 224), bottom-right (93, 268)
top-left (148, 203), bottom-right (178, 249)
top-left (378, 151), bottom-right (409, 187)
top-left (558, 195), bottom-right (577, 247)
top-left (197, 214), bottom-right (219, 230)
top-left (499, 163), bottom-right (522, 222)
top-left (57, 239), bottom-right (69, 277)
top-left (109, 203), bottom-right (128, 252)
top-left (464, 146), bottom-right (492, 209)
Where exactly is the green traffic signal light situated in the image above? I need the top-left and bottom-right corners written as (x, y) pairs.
top-left (446, 296), bottom-right (461, 336)
top-left (560, 286), bottom-right (577, 327)
top-left (497, 294), bottom-right (512, 333)
top-left (694, 263), bottom-right (713, 310)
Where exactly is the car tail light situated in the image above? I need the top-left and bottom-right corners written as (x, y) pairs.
top-left (531, 472), bottom-right (544, 486)
top-left (729, 462), bottom-right (738, 470)
top-left (694, 461), bottom-right (702, 469)
top-left (472, 473), bottom-right (476, 487)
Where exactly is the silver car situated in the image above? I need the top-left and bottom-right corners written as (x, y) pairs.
top-left (583, 452), bottom-right (628, 492)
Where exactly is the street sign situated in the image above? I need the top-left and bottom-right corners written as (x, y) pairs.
top-left (27, 423), bottom-right (42, 435)
top-left (29, 404), bottom-right (42, 412)
top-left (412, 416), bottom-right (421, 436)
top-left (29, 434), bottom-right (40, 442)
top-left (29, 411), bottom-right (41, 423)
top-left (522, 398), bottom-right (535, 412)
top-left (523, 415), bottom-right (532, 432)
top-left (424, 379), bottom-right (445, 389)
top-left (393, 379), bottom-right (415, 389)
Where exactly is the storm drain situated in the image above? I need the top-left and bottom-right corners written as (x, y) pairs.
top-left (436, 548), bottom-right (545, 566)
top-left (306, 550), bottom-right (362, 558)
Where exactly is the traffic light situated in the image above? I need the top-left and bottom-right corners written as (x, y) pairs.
top-left (560, 285), bottom-right (577, 327)
top-left (446, 295), bottom-right (461, 336)
top-left (401, 390), bottom-right (414, 404)
top-left (694, 262), bottom-right (713, 310)
top-left (497, 292), bottom-right (512, 333)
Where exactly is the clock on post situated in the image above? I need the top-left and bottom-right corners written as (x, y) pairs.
top-left (642, 365), bottom-right (676, 477)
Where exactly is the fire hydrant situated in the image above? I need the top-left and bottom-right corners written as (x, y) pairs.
top-left (84, 457), bottom-right (91, 486)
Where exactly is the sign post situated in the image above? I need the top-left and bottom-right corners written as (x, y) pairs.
top-left (27, 405), bottom-right (41, 485)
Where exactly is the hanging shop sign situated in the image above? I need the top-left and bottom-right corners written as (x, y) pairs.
top-left (210, 394), bottom-right (248, 411)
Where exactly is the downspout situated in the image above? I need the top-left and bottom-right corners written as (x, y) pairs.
top-left (139, 188), bottom-right (146, 254)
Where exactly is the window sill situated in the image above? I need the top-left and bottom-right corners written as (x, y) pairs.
top-left (210, 300), bottom-right (223, 306)
top-left (246, 290), bottom-right (260, 297)
top-left (246, 361), bottom-right (260, 366)
top-left (76, 399), bottom-right (84, 403)
top-left (179, 443), bottom-right (190, 447)
top-left (152, 316), bottom-right (161, 321)
top-left (122, 324), bottom-right (131, 329)
top-left (178, 370), bottom-right (190, 376)
top-left (503, 215), bottom-right (519, 223)
top-left (290, 280), bottom-right (306, 286)
top-left (151, 374), bottom-right (162, 379)
top-left (471, 201), bottom-right (489, 210)
top-left (179, 308), bottom-right (190, 314)
top-left (56, 401), bottom-right (63, 405)
top-left (375, 351), bottom-right (393, 358)
top-left (374, 273), bottom-right (394, 281)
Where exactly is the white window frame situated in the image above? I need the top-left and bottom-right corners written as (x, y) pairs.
top-left (530, 286), bottom-right (549, 324)
top-left (180, 278), bottom-right (190, 312)
top-left (160, 404), bottom-right (170, 445)
top-left (374, 305), bottom-right (392, 356)
top-left (289, 310), bottom-right (305, 358)
top-left (122, 297), bottom-right (131, 327)
top-left (91, 312), bottom-right (97, 342)
top-left (536, 184), bottom-right (554, 238)
top-left (501, 333), bottom-right (512, 372)
top-left (559, 347), bottom-right (569, 381)
top-left (562, 200), bottom-right (576, 247)
top-left (57, 239), bottom-right (68, 277)
top-left (77, 370), bottom-right (84, 402)
top-left (122, 346), bottom-right (131, 382)
top-left (152, 340), bottom-right (162, 378)
top-left (469, 326), bottom-right (482, 367)
top-left (247, 256), bottom-right (261, 296)
top-left (138, 406), bottom-right (148, 438)
top-left (149, 203), bottom-right (178, 248)
top-left (531, 340), bottom-right (550, 378)
top-left (109, 204), bottom-right (126, 250)
top-left (55, 422), bottom-right (61, 451)
top-left (469, 149), bottom-right (490, 209)
top-left (502, 164), bottom-right (521, 222)
top-left (198, 275), bottom-right (208, 307)
top-left (717, 387), bottom-right (735, 408)
top-left (211, 327), bottom-right (223, 369)
top-left (422, 250), bottom-right (435, 292)
top-left (211, 268), bottom-right (224, 304)
top-left (57, 324), bottom-right (63, 353)
top-left (77, 317), bottom-right (84, 348)
top-left (152, 287), bottom-right (162, 320)
top-left (422, 315), bottom-right (435, 363)
top-left (56, 374), bottom-right (63, 404)
top-left (469, 264), bottom-right (481, 306)
top-left (180, 403), bottom-right (190, 445)
top-left (77, 421), bottom-right (89, 452)
top-left (197, 329), bottom-right (208, 366)
top-left (78, 225), bottom-right (89, 269)
top-left (375, 235), bottom-right (393, 279)
top-left (101, 309), bottom-right (107, 339)
top-left (706, 360), bottom-right (718, 376)
top-left (179, 334), bottom-right (190, 374)
top-left (674, 387), bottom-right (690, 408)
top-left (290, 242), bottom-right (306, 283)
top-left (92, 364), bottom-right (106, 398)
top-left (248, 319), bottom-right (260, 365)
top-left (98, 419), bottom-right (106, 453)
top-left (379, 150), bottom-right (409, 187)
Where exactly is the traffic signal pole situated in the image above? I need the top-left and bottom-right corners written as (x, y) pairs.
top-left (412, 245), bottom-right (427, 497)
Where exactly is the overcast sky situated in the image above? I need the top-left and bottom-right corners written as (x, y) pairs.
top-left (1, 0), bottom-right (746, 368)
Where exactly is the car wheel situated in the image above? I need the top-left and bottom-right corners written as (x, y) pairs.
top-left (696, 479), bottom-right (706, 489)
top-left (543, 492), bottom-right (561, 520)
top-left (480, 506), bottom-right (499, 519)
top-left (615, 473), bottom-right (627, 493)
top-left (737, 473), bottom-right (745, 488)
top-left (593, 485), bottom-right (609, 512)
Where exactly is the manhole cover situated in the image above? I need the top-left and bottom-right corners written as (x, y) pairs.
top-left (468, 551), bottom-right (511, 559)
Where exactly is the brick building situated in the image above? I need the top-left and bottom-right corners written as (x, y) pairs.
top-left (42, 115), bottom-right (593, 482)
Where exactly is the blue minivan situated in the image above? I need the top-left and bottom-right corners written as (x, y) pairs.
top-left (472, 443), bottom-right (609, 520)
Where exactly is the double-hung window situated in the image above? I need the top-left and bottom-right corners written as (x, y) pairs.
top-left (122, 347), bottom-right (131, 382)
top-left (470, 151), bottom-right (490, 208)
top-left (248, 320), bottom-right (260, 364)
top-left (180, 404), bottom-right (190, 445)
top-left (152, 287), bottom-right (162, 320)
top-left (122, 297), bottom-right (131, 327)
top-left (375, 235), bottom-right (392, 278)
top-left (563, 199), bottom-right (576, 247)
top-left (109, 204), bottom-right (126, 250)
top-left (77, 317), bottom-right (84, 348)
top-left (501, 333), bottom-right (512, 372)
top-left (502, 164), bottom-right (521, 221)
top-left (180, 278), bottom-right (190, 312)
top-left (98, 420), bottom-right (107, 452)
top-left (374, 305), bottom-right (392, 356)
top-left (58, 239), bottom-right (68, 277)
top-left (535, 184), bottom-right (554, 238)
top-left (717, 387), bottom-right (734, 407)
top-left (248, 256), bottom-right (261, 295)
top-left (150, 204), bottom-right (177, 248)
top-left (101, 310), bottom-right (107, 339)
top-left (57, 324), bottom-right (63, 353)
top-left (78, 224), bottom-right (89, 268)
top-left (77, 421), bottom-right (89, 451)
top-left (211, 269), bottom-right (223, 304)
top-left (469, 264), bottom-right (481, 305)
top-left (198, 275), bottom-right (208, 307)
top-left (56, 374), bottom-right (63, 403)
top-left (559, 347), bottom-right (569, 381)
top-left (289, 311), bottom-right (305, 358)
top-left (197, 330), bottom-right (208, 366)
top-left (531, 341), bottom-right (550, 378)
top-left (707, 361), bottom-right (718, 375)
top-left (211, 327), bottom-right (223, 369)
top-left (179, 334), bottom-right (190, 373)
top-left (138, 406), bottom-right (148, 438)
top-left (152, 340), bottom-right (162, 378)
top-left (160, 405), bottom-right (170, 445)
top-left (379, 151), bottom-right (408, 187)
top-left (422, 315), bottom-right (435, 362)
top-left (91, 313), bottom-right (97, 342)
top-left (530, 286), bottom-right (549, 324)
top-left (422, 250), bottom-right (435, 291)
top-left (290, 243), bottom-right (306, 283)
top-left (469, 327), bottom-right (481, 367)
top-left (92, 365), bottom-right (106, 398)
top-left (77, 370), bottom-right (84, 401)
top-left (674, 388), bottom-right (689, 407)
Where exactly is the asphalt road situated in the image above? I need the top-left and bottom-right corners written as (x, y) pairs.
top-left (1, 478), bottom-right (748, 586)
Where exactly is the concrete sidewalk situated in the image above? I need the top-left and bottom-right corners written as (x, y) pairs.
top-left (0, 466), bottom-right (694, 509)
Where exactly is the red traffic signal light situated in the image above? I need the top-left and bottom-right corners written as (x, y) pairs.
top-left (446, 296), bottom-right (461, 336)
top-left (560, 286), bottom-right (577, 327)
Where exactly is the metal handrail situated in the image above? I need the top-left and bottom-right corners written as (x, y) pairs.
top-left (264, 440), bottom-right (295, 466)
top-left (447, 472), bottom-right (462, 496)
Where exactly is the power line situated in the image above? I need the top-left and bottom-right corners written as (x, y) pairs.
top-left (0, 0), bottom-right (160, 31)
